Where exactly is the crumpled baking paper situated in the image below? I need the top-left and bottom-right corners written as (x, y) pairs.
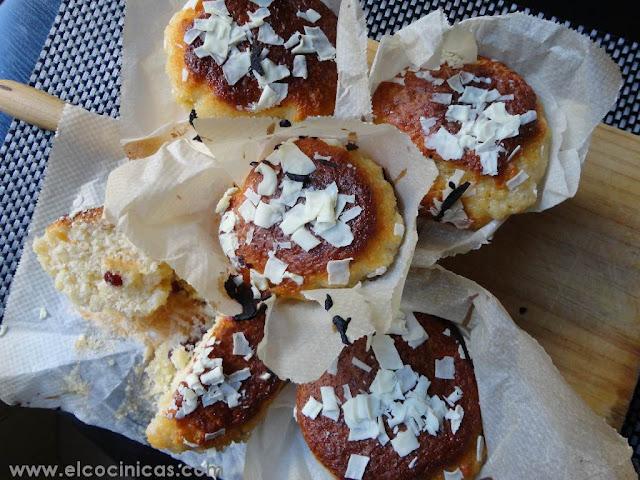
top-left (0, 105), bottom-right (245, 479)
top-left (369, 11), bottom-right (623, 265)
top-left (104, 115), bottom-right (439, 383)
top-left (244, 267), bottom-right (636, 479)
top-left (120, 0), bottom-right (362, 144)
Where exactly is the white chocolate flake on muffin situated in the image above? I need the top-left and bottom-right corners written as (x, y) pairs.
top-left (170, 0), bottom-right (336, 114)
top-left (217, 138), bottom-right (404, 299)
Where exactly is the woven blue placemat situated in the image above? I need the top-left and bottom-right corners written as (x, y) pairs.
top-left (0, 0), bottom-right (638, 470)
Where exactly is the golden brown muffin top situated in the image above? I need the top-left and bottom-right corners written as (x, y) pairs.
top-left (218, 137), bottom-right (403, 299)
top-left (181, 0), bottom-right (337, 117)
top-left (167, 312), bottom-right (284, 448)
top-left (296, 313), bottom-right (484, 480)
top-left (372, 57), bottom-right (542, 182)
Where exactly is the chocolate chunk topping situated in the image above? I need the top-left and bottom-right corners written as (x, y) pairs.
top-left (224, 276), bottom-right (264, 321)
top-left (435, 181), bottom-right (471, 222)
top-left (250, 46), bottom-right (264, 76)
top-left (279, 119), bottom-right (292, 128)
top-left (189, 109), bottom-right (197, 127)
top-left (447, 320), bottom-right (471, 361)
top-left (332, 315), bottom-right (351, 345)
top-left (171, 280), bottom-right (184, 293)
top-left (345, 142), bottom-right (358, 151)
top-left (324, 294), bottom-right (333, 311)
top-left (315, 158), bottom-right (335, 168)
top-left (285, 172), bottom-right (311, 184)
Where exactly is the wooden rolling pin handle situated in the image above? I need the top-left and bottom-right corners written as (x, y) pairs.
top-left (0, 80), bottom-right (65, 132)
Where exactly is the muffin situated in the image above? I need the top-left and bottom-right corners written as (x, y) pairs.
top-left (296, 313), bottom-right (485, 479)
top-left (165, 0), bottom-right (338, 120)
top-left (33, 207), bottom-right (174, 320)
top-left (217, 137), bottom-right (405, 299)
top-left (373, 57), bottom-right (550, 229)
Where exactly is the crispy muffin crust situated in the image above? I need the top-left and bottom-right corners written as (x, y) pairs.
top-left (373, 57), bottom-right (551, 229)
top-left (225, 138), bottom-right (403, 299)
top-left (165, 0), bottom-right (337, 121)
top-left (296, 314), bottom-right (485, 480)
top-left (147, 312), bottom-right (285, 452)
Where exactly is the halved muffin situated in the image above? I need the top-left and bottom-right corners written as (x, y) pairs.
top-left (33, 207), bottom-right (174, 320)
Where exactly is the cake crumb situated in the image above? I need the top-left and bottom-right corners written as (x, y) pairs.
top-left (63, 365), bottom-right (89, 396)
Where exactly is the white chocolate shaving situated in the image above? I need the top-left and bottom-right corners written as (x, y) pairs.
top-left (291, 227), bottom-right (320, 251)
top-left (344, 454), bottom-right (370, 480)
top-left (296, 9), bottom-right (321, 23)
top-left (301, 396), bottom-right (323, 419)
top-left (435, 356), bottom-right (455, 380)
top-left (255, 162), bottom-right (278, 196)
top-left (327, 258), bottom-right (353, 285)
top-left (232, 332), bottom-right (252, 357)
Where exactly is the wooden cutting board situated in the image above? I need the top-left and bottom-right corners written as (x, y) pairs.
top-left (1, 72), bottom-right (639, 430)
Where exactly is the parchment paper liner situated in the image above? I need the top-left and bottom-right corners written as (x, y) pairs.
top-left (0, 105), bottom-right (246, 479)
top-left (104, 116), bottom-right (439, 383)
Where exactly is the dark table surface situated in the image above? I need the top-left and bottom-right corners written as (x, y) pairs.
top-left (0, 0), bottom-right (638, 475)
